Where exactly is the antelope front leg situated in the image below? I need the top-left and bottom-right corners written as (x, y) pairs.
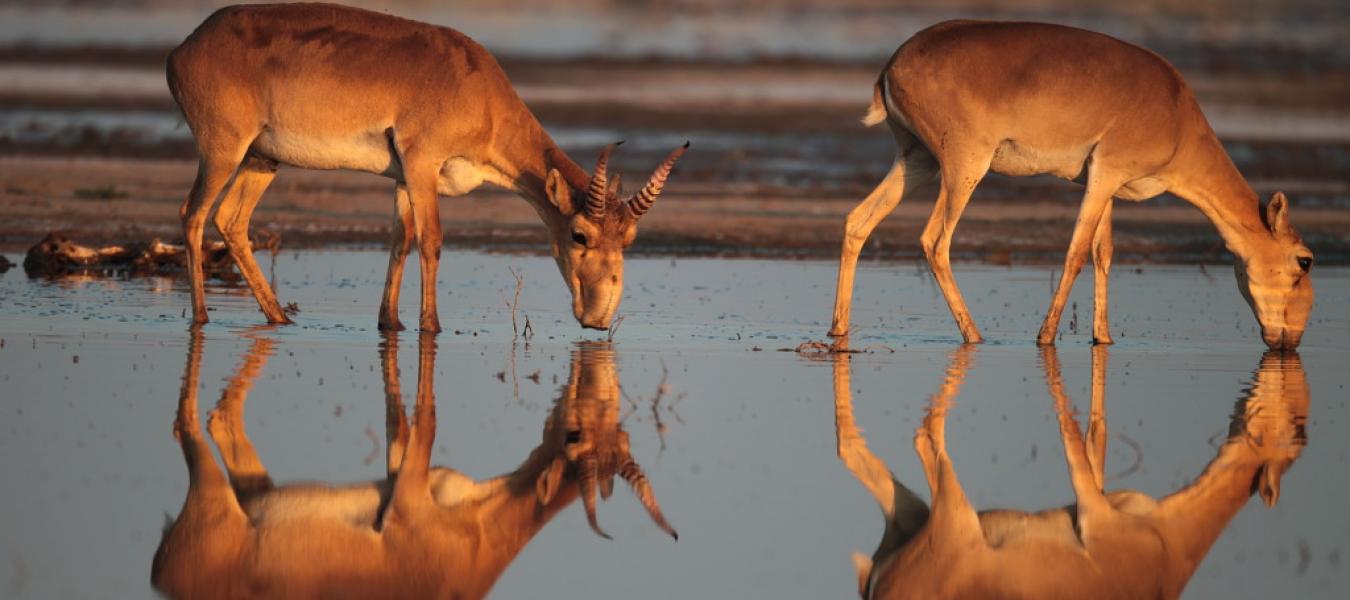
top-left (378, 184), bottom-right (416, 331)
top-left (1037, 177), bottom-right (1119, 345)
top-left (830, 159), bottom-right (910, 338)
top-left (402, 159), bottom-right (444, 333)
top-left (1090, 200), bottom-right (1115, 345)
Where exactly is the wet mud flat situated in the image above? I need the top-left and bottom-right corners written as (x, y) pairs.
top-left (3, 150), bottom-right (1349, 265)
top-left (0, 250), bottom-right (1347, 598)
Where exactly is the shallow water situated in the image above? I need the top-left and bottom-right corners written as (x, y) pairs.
top-left (0, 250), bottom-right (1347, 598)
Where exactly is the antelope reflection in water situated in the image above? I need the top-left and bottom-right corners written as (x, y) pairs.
top-left (834, 347), bottom-right (1308, 599)
top-left (153, 331), bottom-right (676, 599)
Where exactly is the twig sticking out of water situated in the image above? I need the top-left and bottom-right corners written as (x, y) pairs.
top-left (783, 341), bottom-right (895, 356)
top-left (502, 266), bottom-right (524, 339)
top-left (254, 229), bottom-right (282, 287)
top-left (792, 341), bottom-right (834, 354)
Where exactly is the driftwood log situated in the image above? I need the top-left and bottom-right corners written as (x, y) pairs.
top-left (23, 232), bottom-right (279, 279)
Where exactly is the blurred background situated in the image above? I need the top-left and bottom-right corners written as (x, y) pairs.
top-left (1, 0), bottom-right (1347, 261)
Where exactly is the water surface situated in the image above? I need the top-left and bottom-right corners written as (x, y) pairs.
top-left (0, 250), bottom-right (1347, 598)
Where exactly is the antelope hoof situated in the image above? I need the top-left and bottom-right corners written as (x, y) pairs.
top-left (827, 326), bottom-right (848, 338)
top-left (1036, 335), bottom-right (1057, 347)
top-left (1092, 335), bottom-right (1114, 346)
top-left (419, 317), bottom-right (442, 333)
top-left (378, 318), bottom-right (406, 332)
top-left (267, 314), bottom-right (295, 326)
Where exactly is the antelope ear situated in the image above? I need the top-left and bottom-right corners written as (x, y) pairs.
top-left (545, 169), bottom-right (575, 215)
top-left (535, 457), bottom-right (565, 505)
top-left (607, 173), bottom-right (622, 197)
top-left (1256, 463), bottom-right (1282, 507)
top-left (851, 552), bottom-right (872, 598)
top-left (1265, 192), bottom-right (1292, 236)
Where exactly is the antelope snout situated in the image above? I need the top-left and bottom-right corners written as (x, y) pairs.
top-left (1261, 327), bottom-right (1304, 351)
top-left (576, 302), bottom-right (616, 330)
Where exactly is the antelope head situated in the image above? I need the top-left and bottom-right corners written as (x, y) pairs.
top-left (544, 142), bottom-right (690, 330)
top-left (1234, 193), bottom-right (1315, 350)
top-left (532, 343), bottom-right (678, 539)
top-left (1229, 350), bottom-right (1309, 507)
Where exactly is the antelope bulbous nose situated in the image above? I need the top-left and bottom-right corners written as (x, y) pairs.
top-left (579, 315), bottom-right (610, 331)
top-left (1263, 328), bottom-right (1303, 351)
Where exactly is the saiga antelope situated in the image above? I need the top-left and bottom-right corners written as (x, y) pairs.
top-left (829, 21), bottom-right (1314, 349)
top-left (833, 346), bottom-right (1308, 599)
top-left (152, 331), bottom-right (676, 599)
top-left (167, 3), bottom-right (688, 332)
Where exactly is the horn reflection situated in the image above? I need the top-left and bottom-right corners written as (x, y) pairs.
top-left (834, 347), bottom-right (1309, 599)
top-left (153, 334), bottom-right (675, 600)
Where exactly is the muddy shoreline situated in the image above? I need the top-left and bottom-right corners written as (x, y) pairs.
top-left (4, 155), bottom-right (1347, 265)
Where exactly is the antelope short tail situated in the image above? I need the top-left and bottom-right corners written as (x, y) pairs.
top-left (861, 74), bottom-right (887, 127)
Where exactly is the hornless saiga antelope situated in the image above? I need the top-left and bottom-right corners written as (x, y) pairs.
top-left (829, 21), bottom-right (1315, 349)
top-left (167, 3), bottom-right (689, 332)
top-left (152, 331), bottom-right (676, 599)
top-left (834, 347), bottom-right (1308, 599)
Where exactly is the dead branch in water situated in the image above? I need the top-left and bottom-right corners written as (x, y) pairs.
top-left (22, 231), bottom-right (281, 279)
top-left (783, 340), bottom-right (895, 356)
top-left (501, 266), bottom-right (524, 339)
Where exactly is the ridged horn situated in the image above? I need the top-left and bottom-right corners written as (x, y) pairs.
top-left (620, 457), bottom-right (678, 539)
top-left (627, 141), bottom-right (689, 219)
top-left (600, 473), bottom-right (615, 500)
top-left (586, 142), bottom-right (622, 219)
top-left (579, 455), bottom-right (611, 539)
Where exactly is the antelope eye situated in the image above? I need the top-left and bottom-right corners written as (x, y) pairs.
top-left (571, 231), bottom-right (588, 246)
top-left (565, 430), bottom-right (581, 444)
top-left (1297, 256), bottom-right (1312, 273)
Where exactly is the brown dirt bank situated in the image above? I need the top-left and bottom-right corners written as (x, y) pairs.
top-left (2, 156), bottom-right (1347, 264)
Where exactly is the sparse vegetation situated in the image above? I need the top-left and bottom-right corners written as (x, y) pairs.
top-left (73, 185), bottom-right (128, 200)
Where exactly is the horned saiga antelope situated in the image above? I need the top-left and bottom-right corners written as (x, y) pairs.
top-left (167, 3), bottom-right (688, 332)
top-left (833, 346), bottom-right (1308, 599)
top-left (153, 331), bottom-right (676, 599)
top-left (829, 21), bottom-right (1314, 348)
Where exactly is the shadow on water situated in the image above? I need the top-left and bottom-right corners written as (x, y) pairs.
top-left (152, 329), bottom-right (675, 600)
top-left (834, 346), bottom-right (1309, 599)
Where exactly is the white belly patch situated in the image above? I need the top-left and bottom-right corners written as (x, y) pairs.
top-left (990, 139), bottom-right (1092, 181)
top-left (438, 158), bottom-right (486, 196)
top-left (251, 127), bottom-right (397, 175)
